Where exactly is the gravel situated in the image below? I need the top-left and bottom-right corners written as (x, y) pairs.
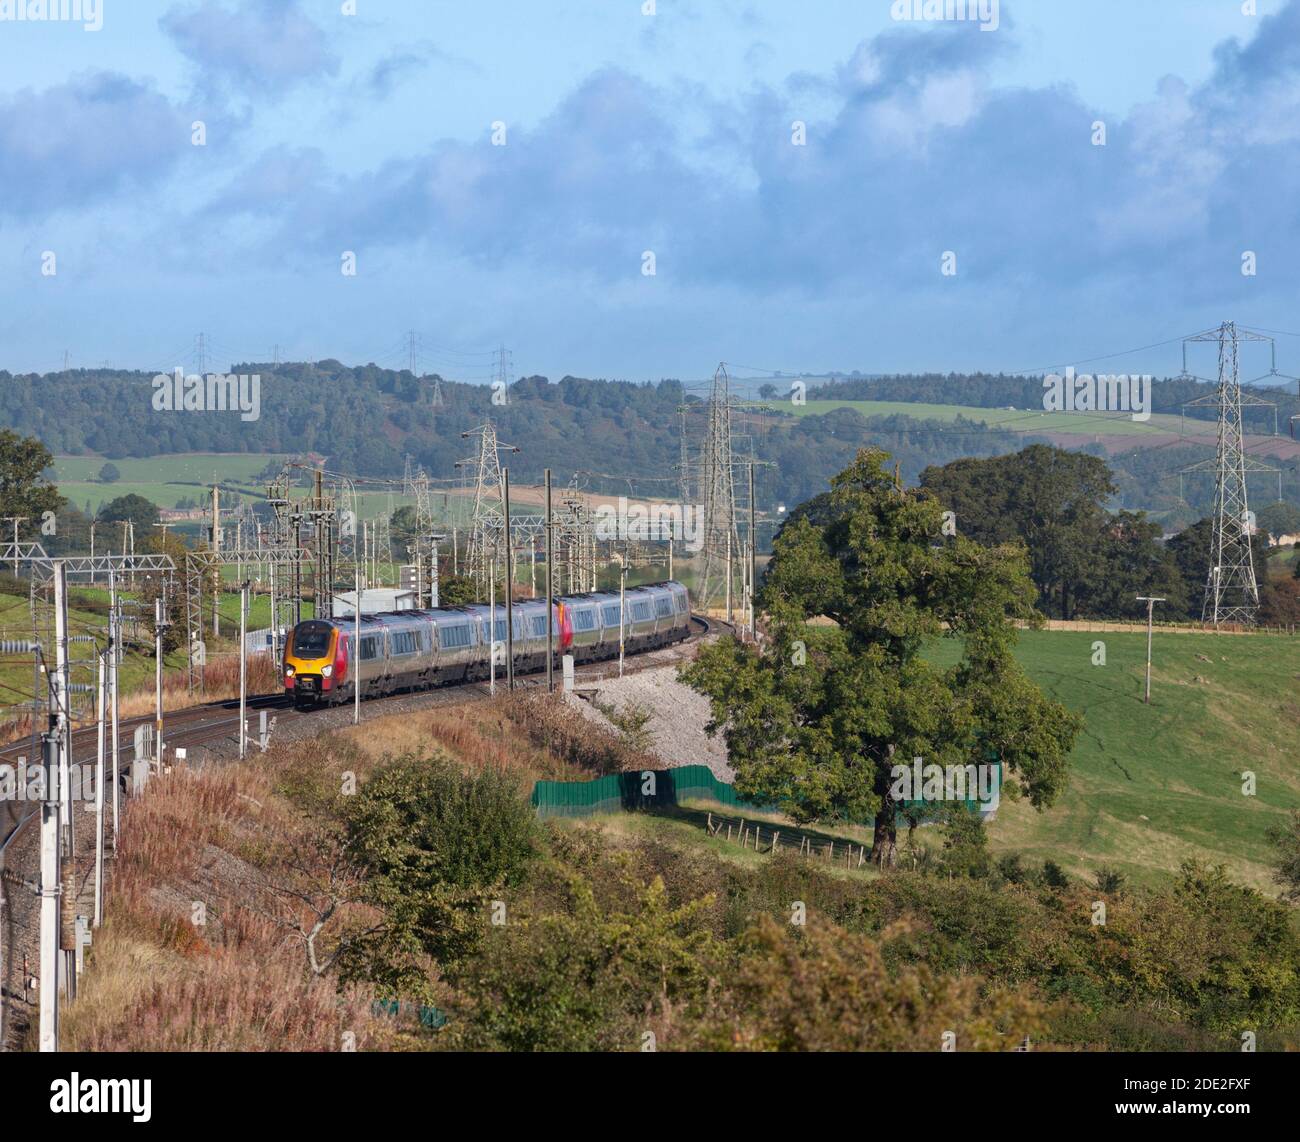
top-left (568, 662), bottom-right (733, 781)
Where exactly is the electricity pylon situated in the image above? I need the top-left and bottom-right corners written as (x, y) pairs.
top-left (697, 363), bottom-right (742, 613)
top-left (1185, 322), bottom-right (1266, 625)
top-left (457, 421), bottom-right (518, 593)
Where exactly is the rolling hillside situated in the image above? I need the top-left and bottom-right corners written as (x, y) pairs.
top-left (928, 629), bottom-right (1300, 892)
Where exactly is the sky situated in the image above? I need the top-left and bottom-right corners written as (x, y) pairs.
top-left (1, 0), bottom-right (1299, 386)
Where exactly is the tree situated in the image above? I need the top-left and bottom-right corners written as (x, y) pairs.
top-left (683, 448), bottom-right (1081, 866)
top-left (920, 445), bottom-right (1118, 619)
top-left (1268, 811), bottom-right (1300, 903)
top-left (97, 493), bottom-right (160, 533)
top-left (97, 462), bottom-right (121, 484)
top-left (438, 574), bottom-right (478, 606)
top-left (389, 505), bottom-right (419, 555)
top-left (1166, 517), bottom-right (1273, 621)
top-left (0, 429), bottom-right (64, 538)
top-left (1256, 501), bottom-right (1300, 540)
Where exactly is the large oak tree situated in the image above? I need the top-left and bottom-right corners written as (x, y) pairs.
top-left (683, 448), bottom-right (1080, 866)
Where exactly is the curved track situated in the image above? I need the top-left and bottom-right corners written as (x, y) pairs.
top-left (1, 613), bottom-right (720, 851)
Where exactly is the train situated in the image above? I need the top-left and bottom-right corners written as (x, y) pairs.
top-left (282, 579), bottom-right (693, 707)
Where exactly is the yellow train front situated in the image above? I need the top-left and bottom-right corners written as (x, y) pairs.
top-left (282, 619), bottom-right (349, 706)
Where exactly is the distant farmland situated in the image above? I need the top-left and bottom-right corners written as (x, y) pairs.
top-left (749, 398), bottom-right (1299, 458)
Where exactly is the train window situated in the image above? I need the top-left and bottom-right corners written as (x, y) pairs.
top-left (359, 636), bottom-right (379, 660)
top-left (573, 608), bottom-right (597, 632)
top-left (602, 604), bottom-right (620, 626)
top-left (392, 631), bottom-right (417, 656)
top-left (439, 624), bottom-right (471, 649)
top-left (655, 595), bottom-right (672, 617)
top-left (292, 622), bottom-right (332, 657)
top-left (631, 601), bottom-right (652, 621)
top-left (530, 615), bottom-right (546, 637)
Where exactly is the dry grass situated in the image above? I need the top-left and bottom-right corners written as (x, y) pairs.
top-left (58, 746), bottom-right (405, 1052)
top-left (114, 653), bottom-right (281, 721)
top-left (502, 691), bottom-right (658, 776)
top-left (334, 697), bottom-right (605, 783)
top-left (59, 684), bottom-right (644, 1050)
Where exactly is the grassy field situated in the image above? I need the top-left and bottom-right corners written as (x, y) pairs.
top-left (0, 588), bottom-right (190, 728)
top-left (52, 452), bottom-right (286, 514)
top-left (748, 398), bottom-right (1217, 439)
top-left (924, 628), bottom-right (1300, 892)
top-left (51, 452), bottom-right (482, 528)
top-left (586, 626), bottom-right (1300, 894)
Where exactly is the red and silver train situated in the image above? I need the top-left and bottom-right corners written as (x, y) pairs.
top-left (282, 580), bottom-right (692, 707)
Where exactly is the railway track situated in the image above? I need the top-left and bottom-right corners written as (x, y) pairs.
top-left (0, 611), bottom-right (723, 1048)
top-left (0, 612), bottom-right (721, 851)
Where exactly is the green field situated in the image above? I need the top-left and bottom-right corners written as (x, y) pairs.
top-left (51, 452), bottom-right (481, 530)
top-left (750, 398), bottom-right (1218, 439)
top-left (52, 452), bottom-right (286, 514)
top-left (927, 629), bottom-right (1300, 891)
top-left (0, 589), bottom-right (188, 722)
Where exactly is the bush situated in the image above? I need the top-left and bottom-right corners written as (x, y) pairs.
top-left (345, 753), bottom-right (539, 966)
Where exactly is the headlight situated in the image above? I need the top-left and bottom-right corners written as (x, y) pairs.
top-left (284, 665), bottom-right (295, 676)
top-left (321, 664), bottom-right (333, 677)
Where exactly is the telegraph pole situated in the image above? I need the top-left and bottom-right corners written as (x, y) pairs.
top-left (269, 558), bottom-right (278, 665)
top-left (429, 533), bottom-right (446, 607)
top-left (616, 553), bottom-right (627, 677)
top-left (211, 485), bottom-right (221, 638)
top-left (94, 640), bottom-right (106, 927)
top-left (53, 562), bottom-right (71, 857)
top-left (1136, 596), bottom-right (1165, 704)
top-left (42, 561), bottom-right (71, 1051)
top-left (353, 564), bottom-right (362, 726)
top-left (503, 468), bottom-right (514, 691)
top-left (109, 570), bottom-right (120, 847)
top-left (238, 582), bottom-right (249, 759)
top-left (748, 461), bottom-right (757, 640)
top-left (154, 597), bottom-right (167, 772)
top-left (545, 469), bottom-right (553, 693)
top-left (39, 726), bottom-right (60, 1052)
top-left (489, 551), bottom-right (497, 697)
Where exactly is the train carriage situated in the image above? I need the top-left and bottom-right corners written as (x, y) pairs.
top-left (282, 581), bottom-right (691, 708)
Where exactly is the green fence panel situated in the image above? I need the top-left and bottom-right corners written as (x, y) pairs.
top-left (530, 764), bottom-right (772, 819)
top-left (530, 762), bottom-right (1001, 824)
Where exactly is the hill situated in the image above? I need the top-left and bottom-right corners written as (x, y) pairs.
top-left (5, 363), bottom-right (1298, 523)
top-left (927, 628), bottom-right (1300, 892)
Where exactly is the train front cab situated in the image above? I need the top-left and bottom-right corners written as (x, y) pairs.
top-left (284, 619), bottom-right (351, 707)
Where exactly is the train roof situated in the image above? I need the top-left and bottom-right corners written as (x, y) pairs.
top-left (298, 581), bottom-right (688, 628)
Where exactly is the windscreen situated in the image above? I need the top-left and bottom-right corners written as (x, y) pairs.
top-left (292, 622), bottom-right (333, 657)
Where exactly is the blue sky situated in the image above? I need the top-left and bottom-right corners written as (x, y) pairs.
top-left (2, 0), bottom-right (1299, 385)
